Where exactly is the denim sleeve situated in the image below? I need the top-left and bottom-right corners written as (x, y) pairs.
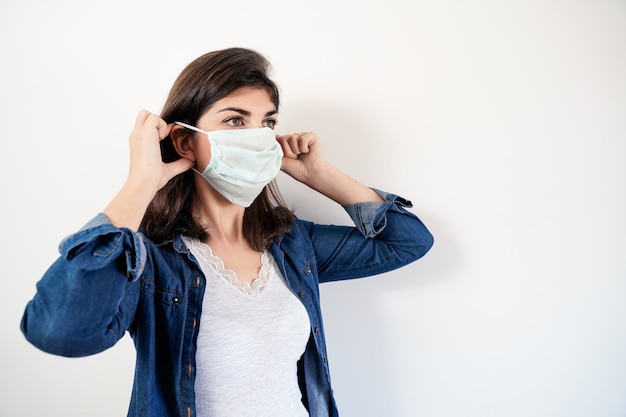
top-left (342, 188), bottom-right (414, 238)
top-left (59, 212), bottom-right (147, 280)
top-left (307, 189), bottom-right (434, 283)
top-left (21, 214), bottom-right (144, 357)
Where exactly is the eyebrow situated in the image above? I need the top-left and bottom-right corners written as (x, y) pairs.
top-left (217, 107), bottom-right (278, 117)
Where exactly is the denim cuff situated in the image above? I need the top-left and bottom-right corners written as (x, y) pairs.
top-left (58, 213), bottom-right (147, 281)
top-left (79, 212), bottom-right (112, 230)
top-left (342, 188), bottom-right (414, 238)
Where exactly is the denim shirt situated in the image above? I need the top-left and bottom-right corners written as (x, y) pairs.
top-left (21, 190), bottom-right (433, 417)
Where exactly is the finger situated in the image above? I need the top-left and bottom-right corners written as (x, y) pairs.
top-left (143, 113), bottom-right (164, 129)
top-left (292, 132), bottom-right (318, 155)
top-left (133, 110), bottom-right (162, 130)
top-left (290, 132), bottom-right (306, 154)
top-left (276, 135), bottom-right (298, 159)
top-left (135, 109), bottom-right (151, 124)
top-left (157, 121), bottom-right (172, 140)
top-left (133, 111), bottom-right (170, 141)
top-left (297, 132), bottom-right (311, 154)
top-left (284, 132), bottom-right (307, 156)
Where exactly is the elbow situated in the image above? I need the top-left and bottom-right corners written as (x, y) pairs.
top-left (382, 210), bottom-right (434, 263)
top-left (423, 227), bottom-right (435, 254)
top-left (21, 308), bottom-right (118, 358)
top-left (393, 219), bottom-right (434, 264)
top-left (410, 227), bottom-right (434, 262)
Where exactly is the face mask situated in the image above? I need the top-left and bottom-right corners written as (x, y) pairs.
top-left (174, 122), bottom-right (283, 207)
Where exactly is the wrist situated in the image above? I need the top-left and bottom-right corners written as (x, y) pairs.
top-left (303, 163), bottom-right (382, 206)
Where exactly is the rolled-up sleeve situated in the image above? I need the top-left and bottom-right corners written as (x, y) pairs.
top-left (342, 188), bottom-right (416, 238)
top-left (21, 214), bottom-right (144, 357)
top-left (304, 189), bottom-right (433, 282)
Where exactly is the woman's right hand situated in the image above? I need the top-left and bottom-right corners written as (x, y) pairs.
top-left (103, 110), bottom-right (194, 231)
top-left (127, 110), bottom-right (194, 194)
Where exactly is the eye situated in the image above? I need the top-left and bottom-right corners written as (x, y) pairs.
top-left (263, 119), bottom-right (277, 129)
top-left (225, 117), bottom-right (244, 127)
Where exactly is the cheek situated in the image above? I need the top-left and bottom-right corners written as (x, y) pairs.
top-left (195, 148), bottom-right (212, 171)
top-left (191, 138), bottom-right (212, 171)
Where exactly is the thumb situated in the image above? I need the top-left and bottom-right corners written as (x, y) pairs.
top-left (280, 155), bottom-right (304, 180)
top-left (165, 158), bottom-right (195, 179)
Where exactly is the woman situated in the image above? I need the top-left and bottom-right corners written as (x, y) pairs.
top-left (21, 47), bottom-right (433, 417)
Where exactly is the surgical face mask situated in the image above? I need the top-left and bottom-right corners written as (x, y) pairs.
top-left (175, 122), bottom-right (283, 207)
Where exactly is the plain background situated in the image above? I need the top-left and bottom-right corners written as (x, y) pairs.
top-left (1, 1), bottom-right (625, 416)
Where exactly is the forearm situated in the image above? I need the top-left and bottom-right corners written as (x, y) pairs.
top-left (103, 179), bottom-right (156, 231)
top-left (303, 161), bottom-right (384, 206)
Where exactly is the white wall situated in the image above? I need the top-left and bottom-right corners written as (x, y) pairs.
top-left (1, 1), bottom-right (625, 416)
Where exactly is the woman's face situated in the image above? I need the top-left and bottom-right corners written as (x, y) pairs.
top-left (192, 87), bottom-right (278, 171)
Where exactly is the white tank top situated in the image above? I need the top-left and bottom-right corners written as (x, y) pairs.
top-left (183, 237), bottom-right (311, 417)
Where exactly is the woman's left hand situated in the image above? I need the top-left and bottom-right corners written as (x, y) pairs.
top-left (277, 132), bottom-right (328, 184)
top-left (276, 131), bottom-right (383, 205)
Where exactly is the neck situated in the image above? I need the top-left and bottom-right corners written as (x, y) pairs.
top-left (193, 177), bottom-right (247, 245)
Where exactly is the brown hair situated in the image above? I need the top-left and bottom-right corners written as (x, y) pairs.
top-left (140, 48), bottom-right (294, 250)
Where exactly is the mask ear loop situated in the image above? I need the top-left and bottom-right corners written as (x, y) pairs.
top-left (174, 121), bottom-right (209, 135)
top-left (173, 122), bottom-right (210, 177)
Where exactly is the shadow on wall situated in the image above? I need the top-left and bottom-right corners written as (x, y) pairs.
top-left (280, 99), bottom-right (461, 282)
top-left (275, 100), bottom-right (459, 415)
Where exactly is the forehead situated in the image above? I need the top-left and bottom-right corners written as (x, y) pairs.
top-left (209, 87), bottom-right (277, 113)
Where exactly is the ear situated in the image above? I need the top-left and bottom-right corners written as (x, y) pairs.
top-left (169, 125), bottom-right (197, 162)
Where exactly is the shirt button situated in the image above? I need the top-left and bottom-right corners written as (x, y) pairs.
top-left (196, 277), bottom-right (201, 286)
top-left (187, 364), bottom-right (193, 377)
top-left (192, 318), bottom-right (197, 329)
top-left (314, 327), bottom-right (320, 333)
top-left (299, 291), bottom-right (306, 298)
top-left (187, 407), bottom-right (192, 417)
top-left (323, 356), bottom-right (327, 363)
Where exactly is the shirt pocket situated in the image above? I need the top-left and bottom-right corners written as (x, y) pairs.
top-left (140, 278), bottom-right (183, 307)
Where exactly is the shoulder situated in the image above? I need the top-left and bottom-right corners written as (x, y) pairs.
top-left (272, 216), bottom-right (315, 254)
top-left (140, 234), bottom-right (197, 272)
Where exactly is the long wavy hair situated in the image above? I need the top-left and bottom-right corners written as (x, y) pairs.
top-left (140, 48), bottom-right (294, 250)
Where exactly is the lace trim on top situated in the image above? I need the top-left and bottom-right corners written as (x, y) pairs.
top-left (188, 239), bottom-right (270, 297)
